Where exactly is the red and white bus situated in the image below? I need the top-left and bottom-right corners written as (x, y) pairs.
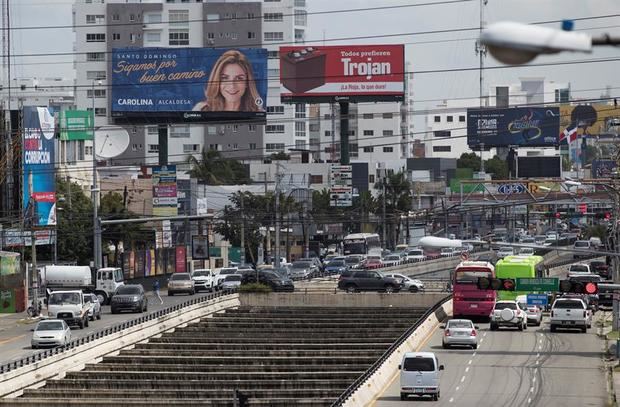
top-left (452, 261), bottom-right (496, 319)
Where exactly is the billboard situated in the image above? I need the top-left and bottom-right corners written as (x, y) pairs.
top-left (559, 104), bottom-right (620, 138)
top-left (517, 156), bottom-right (561, 178)
top-left (59, 110), bottom-right (93, 140)
top-left (23, 106), bottom-right (56, 227)
top-left (192, 235), bottom-right (210, 260)
top-left (467, 107), bottom-right (560, 148)
top-left (152, 165), bottom-right (178, 217)
top-left (280, 45), bottom-right (405, 103)
top-left (111, 47), bottom-right (268, 123)
top-left (592, 159), bottom-right (617, 178)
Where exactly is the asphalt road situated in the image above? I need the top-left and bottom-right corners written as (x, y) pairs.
top-left (373, 314), bottom-right (607, 407)
top-left (0, 289), bottom-right (214, 366)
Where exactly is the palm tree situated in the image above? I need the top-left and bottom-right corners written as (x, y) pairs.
top-left (375, 171), bottom-right (412, 249)
top-left (186, 149), bottom-right (251, 185)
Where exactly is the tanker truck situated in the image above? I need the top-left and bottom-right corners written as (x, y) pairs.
top-left (42, 266), bottom-right (125, 305)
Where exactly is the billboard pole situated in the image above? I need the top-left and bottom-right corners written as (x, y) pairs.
top-left (158, 125), bottom-right (168, 166)
top-left (339, 102), bottom-right (349, 165)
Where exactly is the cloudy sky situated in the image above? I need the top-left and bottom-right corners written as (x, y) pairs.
top-left (7, 0), bottom-right (620, 120)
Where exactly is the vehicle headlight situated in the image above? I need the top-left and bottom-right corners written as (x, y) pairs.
top-left (48, 311), bottom-right (54, 317)
top-left (133, 296), bottom-right (140, 302)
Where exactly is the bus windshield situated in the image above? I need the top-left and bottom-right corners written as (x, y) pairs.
top-left (455, 270), bottom-right (493, 284)
top-left (343, 241), bottom-right (365, 255)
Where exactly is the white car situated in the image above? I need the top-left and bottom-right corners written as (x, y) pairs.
top-left (497, 246), bottom-right (514, 258)
top-left (382, 254), bottom-right (402, 267)
top-left (220, 274), bottom-right (242, 290)
top-left (383, 273), bottom-right (425, 292)
top-left (83, 293), bottom-right (102, 321)
top-left (406, 249), bottom-right (426, 262)
top-left (550, 297), bottom-right (591, 333)
top-left (440, 247), bottom-right (456, 257)
top-left (515, 295), bottom-right (543, 326)
top-left (191, 269), bottom-right (215, 292)
top-left (517, 247), bottom-right (535, 256)
top-left (441, 319), bottom-right (478, 349)
top-left (490, 300), bottom-right (527, 331)
top-left (31, 319), bottom-right (72, 349)
top-left (568, 263), bottom-right (591, 276)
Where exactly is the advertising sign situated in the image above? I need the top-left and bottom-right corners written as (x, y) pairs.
top-left (192, 235), bottom-right (210, 260)
top-left (111, 47), bottom-right (268, 123)
top-left (280, 45), bottom-right (405, 103)
top-left (330, 165), bottom-right (353, 207)
top-left (592, 160), bottom-right (617, 178)
top-left (152, 165), bottom-right (178, 217)
top-left (59, 110), bottom-right (93, 140)
top-left (175, 246), bottom-right (186, 273)
top-left (517, 156), bottom-right (561, 178)
top-left (467, 107), bottom-right (560, 148)
top-left (22, 106), bottom-right (56, 227)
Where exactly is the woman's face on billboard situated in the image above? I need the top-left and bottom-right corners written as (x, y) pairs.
top-left (219, 63), bottom-right (247, 108)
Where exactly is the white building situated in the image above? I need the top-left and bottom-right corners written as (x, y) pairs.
top-left (425, 77), bottom-right (570, 159)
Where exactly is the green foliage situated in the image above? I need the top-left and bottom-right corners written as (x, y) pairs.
top-left (99, 192), bottom-right (143, 265)
top-left (583, 224), bottom-right (607, 241)
top-left (457, 152), bottom-right (481, 172)
top-left (374, 171), bottom-right (412, 249)
top-left (484, 155), bottom-right (508, 180)
top-left (187, 149), bottom-right (251, 185)
top-left (56, 178), bottom-right (94, 265)
top-left (239, 282), bottom-right (272, 293)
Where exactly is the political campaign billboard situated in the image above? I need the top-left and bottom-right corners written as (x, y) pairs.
top-left (111, 47), bottom-right (268, 123)
top-left (280, 45), bottom-right (405, 103)
top-left (22, 106), bottom-right (56, 227)
top-left (467, 107), bottom-right (560, 148)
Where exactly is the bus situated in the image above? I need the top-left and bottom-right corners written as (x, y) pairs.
top-left (452, 261), bottom-right (496, 319)
top-left (343, 233), bottom-right (382, 257)
top-left (495, 255), bottom-right (545, 301)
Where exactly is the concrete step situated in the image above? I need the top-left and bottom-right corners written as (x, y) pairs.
top-left (199, 322), bottom-right (414, 329)
top-left (174, 327), bottom-right (409, 335)
top-left (84, 362), bottom-right (369, 373)
top-left (120, 348), bottom-right (384, 357)
top-left (22, 388), bottom-right (344, 399)
top-left (151, 336), bottom-right (393, 345)
top-left (0, 398), bottom-right (337, 407)
top-left (211, 314), bottom-right (425, 320)
top-left (135, 342), bottom-right (391, 351)
top-left (227, 307), bottom-right (427, 314)
top-left (102, 355), bottom-right (379, 366)
top-left (64, 370), bottom-right (362, 381)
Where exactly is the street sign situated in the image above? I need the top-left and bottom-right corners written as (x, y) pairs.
top-left (516, 277), bottom-right (559, 291)
top-left (526, 294), bottom-right (548, 307)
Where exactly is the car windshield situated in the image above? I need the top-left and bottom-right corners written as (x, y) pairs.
top-left (495, 302), bottom-right (517, 310)
top-left (171, 274), bottom-right (190, 280)
top-left (328, 260), bottom-right (345, 266)
top-left (455, 270), bottom-right (492, 284)
top-left (192, 270), bottom-right (210, 277)
top-left (403, 357), bottom-right (435, 372)
top-left (116, 286), bottom-right (141, 295)
top-left (48, 292), bottom-right (81, 305)
top-left (224, 275), bottom-right (241, 282)
top-left (292, 262), bottom-right (311, 269)
top-left (574, 241), bottom-right (590, 248)
top-left (447, 320), bottom-right (473, 329)
top-left (554, 300), bottom-right (584, 309)
top-left (220, 269), bottom-right (237, 275)
top-left (570, 265), bottom-right (588, 272)
top-left (36, 321), bottom-right (64, 331)
top-left (408, 250), bottom-right (423, 256)
top-left (345, 257), bottom-right (361, 264)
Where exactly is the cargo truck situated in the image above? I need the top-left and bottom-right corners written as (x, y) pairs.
top-left (42, 266), bottom-right (125, 305)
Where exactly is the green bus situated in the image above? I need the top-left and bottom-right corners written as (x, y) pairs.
top-left (496, 255), bottom-right (545, 300)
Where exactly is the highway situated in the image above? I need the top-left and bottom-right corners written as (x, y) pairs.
top-left (374, 314), bottom-right (607, 406)
top-left (0, 290), bottom-right (208, 366)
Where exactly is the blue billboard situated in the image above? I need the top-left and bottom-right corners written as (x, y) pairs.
top-left (22, 106), bottom-right (56, 227)
top-left (467, 107), bottom-right (560, 148)
top-left (111, 47), bottom-right (268, 123)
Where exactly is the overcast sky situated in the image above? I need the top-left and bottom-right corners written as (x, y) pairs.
top-left (7, 0), bottom-right (620, 122)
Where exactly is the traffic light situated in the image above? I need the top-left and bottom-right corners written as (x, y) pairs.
top-left (558, 279), bottom-right (598, 294)
top-left (477, 277), bottom-right (516, 291)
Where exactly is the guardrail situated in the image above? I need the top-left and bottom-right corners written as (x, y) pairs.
top-left (330, 294), bottom-right (452, 406)
top-left (0, 289), bottom-right (236, 375)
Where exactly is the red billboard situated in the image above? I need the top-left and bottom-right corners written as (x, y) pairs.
top-left (280, 45), bottom-right (405, 103)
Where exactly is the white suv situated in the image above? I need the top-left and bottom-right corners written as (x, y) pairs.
top-left (490, 300), bottom-right (527, 331)
top-left (568, 263), bottom-right (591, 276)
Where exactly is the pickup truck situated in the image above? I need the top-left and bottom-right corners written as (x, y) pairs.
top-left (191, 269), bottom-right (215, 292)
top-left (550, 297), bottom-right (591, 333)
top-left (47, 290), bottom-right (90, 329)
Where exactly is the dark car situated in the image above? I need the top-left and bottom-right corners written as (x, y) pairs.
top-left (337, 270), bottom-right (401, 294)
top-left (590, 260), bottom-right (610, 279)
top-left (242, 270), bottom-right (295, 292)
top-left (111, 284), bottom-right (148, 314)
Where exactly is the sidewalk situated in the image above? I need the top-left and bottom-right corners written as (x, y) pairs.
top-left (599, 312), bottom-right (618, 406)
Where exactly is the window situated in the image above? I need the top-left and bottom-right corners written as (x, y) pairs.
top-left (363, 146), bottom-right (374, 152)
top-left (459, 115), bottom-right (466, 122)
top-left (249, 143), bottom-right (257, 150)
top-left (86, 89), bottom-right (106, 98)
top-left (363, 130), bottom-right (374, 136)
top-left (434, 130), bottom-right (451, 138)
top-left (208, 144), bottom-right (220, 151)
top-left (248, 124), bottom-right (256, 132)
top-left (129, 14), bottom-right (136, 22)
top-left (144, 13), bottom-right (162, 24)
top-left (148, 144), bottom-right (159, 153)
top-left (169, 30), bottom-right (189, 45)
top-left (207, 126), bottom-right (217, 135)
top-left (267, 105), bottom-right (284, 114)
top-left (111, 14), bottom-right (120, 21)
top-left (324, 130), bottom-right (331, 138)
top-left (363, 113), bottom-right (374, 119)
top-left (86, 52), bottom-right (105, 62)
top-left (294, 0), bottom-right (306, 6)
top-left (295, 140), bottom-right (306, 149)
top-left (264, 12), bottom-right (283, 22)
top-left (86, 15), bottom-right (105, 24)
top-left (266, 125), bottom-right (285, 133)
top-left (295, 103), bottom-right (306, 118)
top-left (232, 124), bottom-right (239, 133)
top-left (310, 175), bottom-right (323, 184)
top-left (309, 123), bottom-right (320, 132)
top-left (294, 10), bottom-right (307, 26)
top-left (268, 68), bottom-right (280, 78)
top-left (146, 32), bottom-right (161, 43)
top-left (184, 144), bottom-right (200, 152)
top-left (146, 126), bottom-right (158, 136)
top-left (86, 33), bottom-right (105, 42)
top-left (383, 147), bottom-right (394, 153)
top-left (86, 71), bottom-right (106, 80)
top-left (266, 143), bottom-right (285, 152)
top-left (382, 130), bottom-right (394, 136)
top-left (447, 115), bottom-right (453, 122)
top-left (206, 13), bottom-right (219, 22)
top-left (369, 174), bottom-right (375, 183)
top-left (295, 121), bottom-right (305, 137)
top-left (170, 125), bottom-right (190, 138)
top-left (248, 32), bottom-right (256, 39)
top-left (433, 145), bottom-right (451, 152)
top-left (268, 50), bottom-right (279, 59)
top-left (169, 10), bottom-right (189, 27)
top-left (294, 29), bottom-right (305, 43)
top-left (111, 33), bottom-right (120, 41)
top-left (247, 12), bottom-right (255, 19)
top-left (264, 32), bottom-right (284, 42)
top-left (433, 115), bottom-right (440, 123)
top-left (382, 113), bottom-right (393, 119)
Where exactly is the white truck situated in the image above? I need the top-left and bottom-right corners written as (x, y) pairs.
top-left (42, 266), bottom-right (125, 305)
top-left (47, 290), bottom-right (90, 329)
top-left (550, 297), bottom-right (591, 333)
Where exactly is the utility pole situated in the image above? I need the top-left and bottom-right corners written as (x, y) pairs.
top-left (382, 176), bottom-right (387, 249)
top-left (91, 80), bottom-right (101, 270)
top-left (274, 165), bottom-right (281, 268)
top-left (303, 200), bottom-right (309, 258)
top-left (240, 194), bottom-right (245, 265)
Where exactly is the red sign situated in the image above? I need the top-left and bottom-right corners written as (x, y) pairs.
top-left (31, 192), bottom-right (56, 202)
top-left (578, 204), bottom-right (587, 214)
top-left (280, 45), bottom-right (405, 103)
top-left (555, 212), bottom-right (561, 219)
top-left (175, 246), bottom-right (186, 273)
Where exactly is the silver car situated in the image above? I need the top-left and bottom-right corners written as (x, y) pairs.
top-left (221, 274), bottom-right (242, 290)
top-left (83, 293), bottom-right (102, 321)
top-left (31, 319), bottom-right (72, 349)
top-left (441, 319), bottom-right (478, 349)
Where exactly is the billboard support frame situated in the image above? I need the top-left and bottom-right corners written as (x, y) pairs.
top-left (340, 102), bottom-right (349, 165)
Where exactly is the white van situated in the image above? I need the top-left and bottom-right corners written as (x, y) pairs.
top-left (399, 351), bottom-right (444, 401)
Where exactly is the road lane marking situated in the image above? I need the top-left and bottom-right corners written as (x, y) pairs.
top-left (465, 367), bottom-right (470, 373)
top-left (0, 334), bottom-right (25, 345)
top-left (461, 375), bottom-right (466, 383)
top-left (483, 332), bottom-right (487, 337)
top-left (528, 398), bottom-right (532, 403)
top-left (468, 360), bottom-right (472, 365)
top-left (473, 352), bottom-right (477, 356)
top-left (536, 353), bottom-right (540, 358)
top-left (449, 397), bottom-right (454, 403)
top-left (538, 345), bottom-right (542, 350)
top-left (456, 386), bottom-right (460, 391)
top-left (480, 339), bottom-right (484, 343)
top-left (533, 376), bottom-right (536, 383)
top-left (530, 387), bottom-right (534, 393)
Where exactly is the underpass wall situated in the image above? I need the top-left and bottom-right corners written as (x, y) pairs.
top-left (239, 292), bottom-right (449, 308)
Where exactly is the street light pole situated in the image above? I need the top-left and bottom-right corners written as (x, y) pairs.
top-left (91, 80), bottom-right (101, 269)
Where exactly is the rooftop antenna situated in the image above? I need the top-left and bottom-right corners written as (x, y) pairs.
top-left (475, 0), bottom-right (488, 173)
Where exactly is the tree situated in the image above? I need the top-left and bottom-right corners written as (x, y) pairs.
top-left (484, 155), bottom-right (508, 180)
top-left (99, 192), bottom-right (144, 266)
top-left (56, 178), bottom-right (94, 265)
top-left (457, 152), bottom-right (481, 172)
top-left (187, 149), bottom-right (251, 185)
top-left (375, 171), bottom-right (412, 249)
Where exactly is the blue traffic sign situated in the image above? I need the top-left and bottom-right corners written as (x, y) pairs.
top-left (526, 294), bottom-right (548, 307)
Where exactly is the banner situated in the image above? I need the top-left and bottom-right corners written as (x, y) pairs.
top-left (280, 44), bottom-right (405, 103)
top-left (59, 110), bottom-right (93, 140)
top-left (22, 107), bottom-right (56, 226)
top-left (192, 235), bottom-right (209, 260)
top-left (111, 47), bottom-right (268, 122)
top-left (152, 165), bottom-right (178, 217)
top-left (467, 107), bottom-right (560, 148)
